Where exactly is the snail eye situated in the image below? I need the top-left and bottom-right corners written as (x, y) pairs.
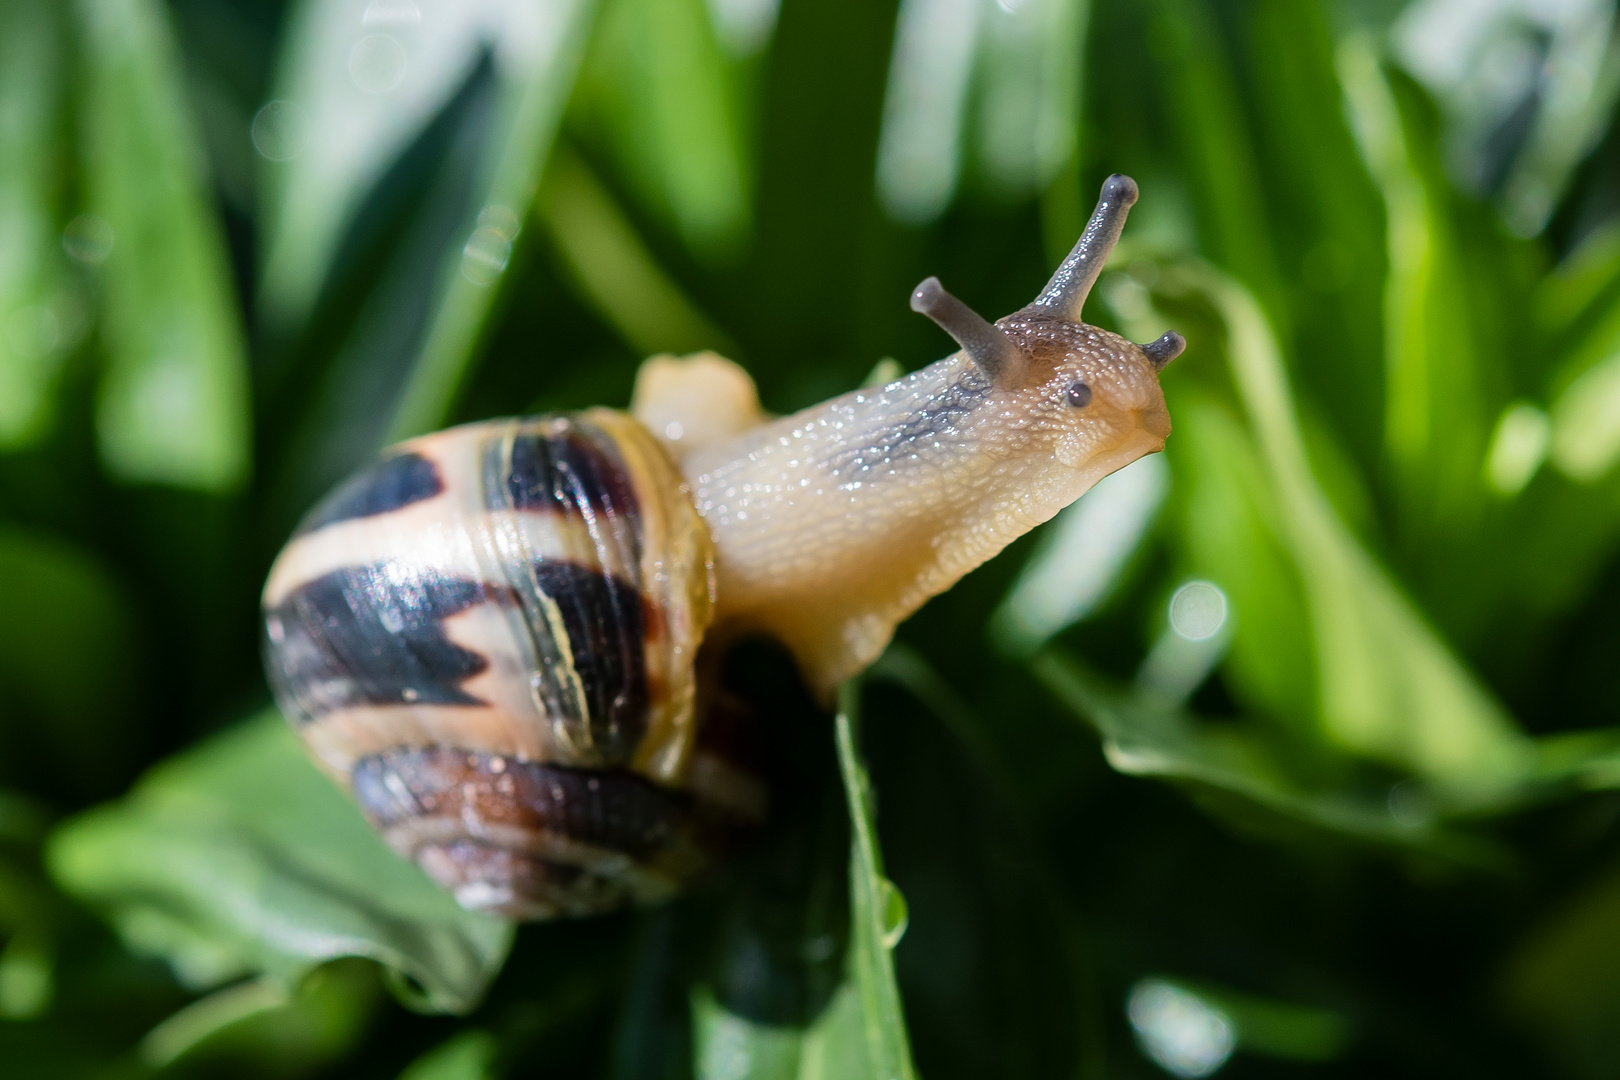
top-left (1065, 382), bottom-right (1092, 408)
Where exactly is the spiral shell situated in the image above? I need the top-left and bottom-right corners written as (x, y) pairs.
top-left (262, 409), bottom-right (758, 919)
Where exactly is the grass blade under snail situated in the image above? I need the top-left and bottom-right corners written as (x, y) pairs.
top-left (686, 679), bottom-right (919, 1079)
top-left (834, 680), bottom-right (919, 1080)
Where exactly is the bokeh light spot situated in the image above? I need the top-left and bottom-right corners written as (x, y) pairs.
top-left (362, 0), bottom-right (421, 28)
top-left (1128, 979), bottom-right (1236, 1078)
top-left (62, 215), bottom-right (114, 265)
top-left (1169, 581), bottom-right (1227, 641)
top-left (349, 34), bottom-right (407, 94)
top-left (461, 205), bottom-right (520, 286)
top-left (250, 100), bottom-right (309, 162)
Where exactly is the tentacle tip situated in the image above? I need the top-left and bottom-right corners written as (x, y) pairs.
top-left (1140, 330), bottom-right (1185, 369)
top-left (910, 276), bottom-right (944, 314)
top-left (1101, 174), bottom-right (1139, 209)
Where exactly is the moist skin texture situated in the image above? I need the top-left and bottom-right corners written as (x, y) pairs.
top-left (670, 314), bottom-right (1171, 700)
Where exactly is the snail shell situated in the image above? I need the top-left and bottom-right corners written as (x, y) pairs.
top-left (262, 408), bottom-right (760, 919)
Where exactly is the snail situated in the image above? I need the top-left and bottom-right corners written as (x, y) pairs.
top-left (262, 174), bottom-right (1181, 920)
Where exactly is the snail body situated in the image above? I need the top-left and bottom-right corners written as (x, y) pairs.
top-left (263, 175), bottom-right (1182, 920)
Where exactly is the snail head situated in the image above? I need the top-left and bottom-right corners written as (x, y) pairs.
top-left (909, 174), bottom-right (1180, 480)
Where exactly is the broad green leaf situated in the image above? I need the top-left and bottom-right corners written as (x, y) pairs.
top-left (578, 0), bottom-right (751, 263)
top-left (1180, 263), bottom-right (1533, 802)
top-left (139, 977), bottom-right (289, 1066)
top-left (138, 967), bottom-right (376, 1069)
top-left (535, 146), bottom-right (732, 359)
top-left (1033, 651), bottom-right (1502, 862)
top-left (0, 0), bottom-right (71, 449)
top-left (139, 960), bottom-right (382, 1070)
top-left (77, 0), bottom-right (251, 492)
top-left (48, 711), bottom-right (512, 1015)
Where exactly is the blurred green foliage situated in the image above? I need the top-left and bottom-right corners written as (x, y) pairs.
top-left (8, 0), bottom-right (1620, 1075)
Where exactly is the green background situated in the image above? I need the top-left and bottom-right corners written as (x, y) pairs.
top-left (5, 0), bottom-right (1620, 1075)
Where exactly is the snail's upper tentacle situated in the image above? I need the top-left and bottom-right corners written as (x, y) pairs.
top-left (1030, 173), bottom-right (1138, 323)
top-left (910, 275), bottom-right (1029, 390)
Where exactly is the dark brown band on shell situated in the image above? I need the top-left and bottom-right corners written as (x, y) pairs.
top-left (352, 747), bottom-right (712, 919)
top-left (354, 748), bottom-right (685, 857)
top-left (263, 555), bottom-right (653, 761)
top-left (265, 564), bottom-right (495, 716)
top-left (1030, 174), bottom-right (1139, 323)
top-left (1140, 331), bottom-right (1185, 369)
top-left (296, 452), bottom-right (444, 535)
top-left (910, 276), bottom-right (1028, 389)
top-left (480, 419), bottom-right (653, 764)
top-left (497, 428), bottom-right (642, 546)
top-left (267, 414), bottom-right (662, 766)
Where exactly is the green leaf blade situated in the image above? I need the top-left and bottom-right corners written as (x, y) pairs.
top-left (386, 0), bottom-right (598, 439)
top-left (78, 0), bottom-right (252, 492)
top-left (834, 684), bottom-right (917, 1080)
top-left (1186, 262), bottom-right (1533, 803)
top-left (0, 0), bottom-right (70, 450)
top-left (47, 711), bottom-right (512, 1015)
